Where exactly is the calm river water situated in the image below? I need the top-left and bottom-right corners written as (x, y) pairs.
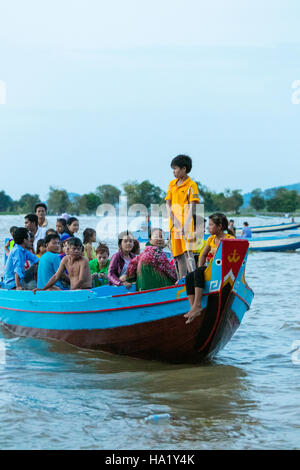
top-left (0, 215), bottom-right (299, 450)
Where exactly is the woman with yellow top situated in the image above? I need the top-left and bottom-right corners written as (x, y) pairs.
top-left (165, 155), bottom-right (200, 278)
top-left (183, 213), bottom-right (235, 324)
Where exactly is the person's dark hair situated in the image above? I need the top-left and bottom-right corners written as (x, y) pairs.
top-left (83, 228), bottom-right (96, 245)
top-left (68, 237), bottom-right (83, 248)
top-left (66, 217), bottom-right (79, 235)
top-left (56, 218), bottom-right (67, 228)
top-left (170, 154), bottom-right (192, 174)
top-left (131, 239), bottom-right (140, 255)
top-left (9, 226), bottom-right (18, 236)
top-left (118, 230), bottom-right (134, 248)
top-left (44, 233), bottom-right (60, 245)
top-left (36, 239), bottom-right (46, 254)
top-left (209, 213), bottom-right (235, 237)
top-left (243, 222), bottom-right (249, 226)
top-left (45, 229), bottom-right (58, 237)
top-left (95, 242), bottom-right (109, 256)
top-left (34, 202), bottom-right (47, 213)
top-left (67, 217), bottom-right (79, 226)
top-left (25, 213), bottom-right (38, 227)
top-left (13, 227), bottom-right (29, 245)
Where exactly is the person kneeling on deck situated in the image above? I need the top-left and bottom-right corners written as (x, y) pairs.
top-left (3, 228), bottom-right (39, 290)
top-left (34, 237), bottom-right (92, 292)
top-left (183, 213), bottom-right (235, 324)
top-left (36, 233), bottom-right (69, 290)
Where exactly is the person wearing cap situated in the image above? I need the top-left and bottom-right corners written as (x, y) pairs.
top-left (35, 202), bottom-right (48, 228)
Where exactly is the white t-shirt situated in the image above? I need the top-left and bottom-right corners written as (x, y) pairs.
top-left (33, 226), bottom-right (47, 251)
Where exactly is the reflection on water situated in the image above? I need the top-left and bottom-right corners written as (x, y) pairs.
top-left (0, 216), bottom-right (300, 449)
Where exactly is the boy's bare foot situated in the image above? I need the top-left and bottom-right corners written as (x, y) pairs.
top-left (183, 308), bottom-right (203, 324)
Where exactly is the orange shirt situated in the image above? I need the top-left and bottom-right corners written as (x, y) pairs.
top-left (206, 234), bottom-right (235, 258)
top-left (165, 177), bottom-right (200, 228)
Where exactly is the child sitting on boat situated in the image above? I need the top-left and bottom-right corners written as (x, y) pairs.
top-left (65, 217), bottom-right (80, 238)
top-left (36, 239), bottom-right (47, 258)
top-left (34, 237), bottom-right (92, 291)
top-left (56, 218), bottom-right (69, 240)
top-left (108, 231), bottom-right (136, 289)
top-left (83, 228), bottom-right (97, 261)
top-left (126, 228), bottom-right (177, 291)
top-left (89, 243), bottom-right (110, 287)
top-left (3, 227), bottom-right (39, 290)
top-left (4, 226), bottom-right (17, 258)
top-left (184, 213), bottom-right (235, 324)
top-left (36, 233), bottom-right (69, 290)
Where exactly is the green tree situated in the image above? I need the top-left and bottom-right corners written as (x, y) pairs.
top-left (16, 193), bottom-right (40, 213)
top-left (0, 190), bottom-right (13, 212)
top-left (96, 185), bottom-right (121, 205)
top-left (266, 188), bottom-right (299, 212)
top-left (48, 187), bottom-right (70, 214)
top-left (250, 189), bottom-right (265, 211)
top-left (123, 180), bottom-right (166, 208)
top-left (223, 189), bottom-right (244, 213)
top-left (78, 193), bottom-right (101, 214)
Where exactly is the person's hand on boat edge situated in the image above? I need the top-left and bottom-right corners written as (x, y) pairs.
top-left (32, 288), bottom-right (43, 295)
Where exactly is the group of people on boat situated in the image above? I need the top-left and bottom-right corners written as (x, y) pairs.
top-left (1, 154), bottom-right (241, 324)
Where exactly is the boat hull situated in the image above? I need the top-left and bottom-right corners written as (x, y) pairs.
top-left (0, 239), bottom-right (253, 363)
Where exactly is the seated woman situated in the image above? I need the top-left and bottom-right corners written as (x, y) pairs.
top-left (126, 228), bottom-right (177, 291)
top-left (108, 231), bottom-right (136, 289)
top-left (183, 213), bottom-right (235, 324)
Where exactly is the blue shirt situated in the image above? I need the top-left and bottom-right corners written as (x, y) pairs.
top-left (37, 251), bottom-right (63, 289)
top-left (4, 244), bottom-right (39, 289)
top-left (242, 226), bottom-right (252, 238)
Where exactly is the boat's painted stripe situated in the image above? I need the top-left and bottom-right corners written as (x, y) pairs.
top-left (0, 296), bottom-right (189, 315)
top-left (111, 283), bottom-right (185, 298)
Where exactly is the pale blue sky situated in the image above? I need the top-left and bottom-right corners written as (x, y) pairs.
top-left (1, 0), bottom-right (300, 200)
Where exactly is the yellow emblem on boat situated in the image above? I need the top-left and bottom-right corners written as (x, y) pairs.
top-left (227, 249), bottom-right (240, 263)
top-left (176, 286), bottom-right (186, 299)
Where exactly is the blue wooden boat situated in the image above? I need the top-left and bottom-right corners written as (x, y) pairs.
top-left (0, 239), bottom-right (253, 363)
top-left (248, 233), bottom-right (300, 252)
top-left (236, 221), bottom-right (300, 235)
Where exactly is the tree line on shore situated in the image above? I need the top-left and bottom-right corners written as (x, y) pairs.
top-left (0, 182), bottom-right (299, 215)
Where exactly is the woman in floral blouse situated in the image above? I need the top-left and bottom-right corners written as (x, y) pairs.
top-left (127, 228), bottom-right (177, 291)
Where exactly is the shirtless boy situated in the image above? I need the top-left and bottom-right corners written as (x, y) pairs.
top-left (34, 237), bottom-right (92, 291)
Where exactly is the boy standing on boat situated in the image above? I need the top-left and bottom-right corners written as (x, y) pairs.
top-left (34, 237), bottom-right (92, 291)
top-left (165, 155), bottom-right (200, 278)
